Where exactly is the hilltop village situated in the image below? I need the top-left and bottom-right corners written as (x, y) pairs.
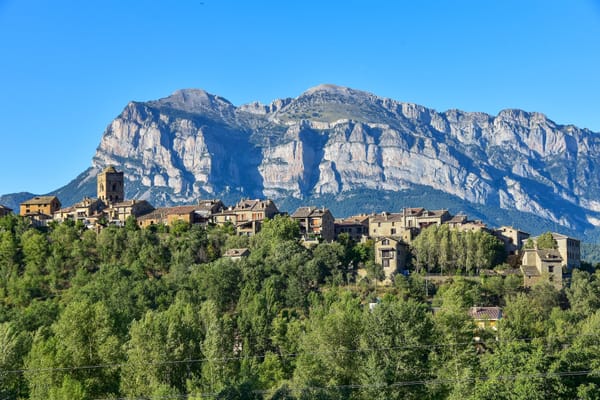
top-left (0, 166), bottom-right (581, 291)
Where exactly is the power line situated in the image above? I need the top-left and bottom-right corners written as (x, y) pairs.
top-left (6, 332), bottom-right (600, 376)
top-left (92, 370), bottom-right (597, 400)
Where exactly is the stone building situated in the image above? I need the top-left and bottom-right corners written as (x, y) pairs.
top-left (291, 206), bottom-right (335, 242)
top-left (373, 236), bottom-right (408, 283)
top-left (213, 199), bottom-right (279, 236)
top-left (20, 196), bottom-right (62, 217)
top-left (97, 166), bottom-right (124, 205)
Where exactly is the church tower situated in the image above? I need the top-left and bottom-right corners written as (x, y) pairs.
top-left (97, 166), bottom-right (124, 205)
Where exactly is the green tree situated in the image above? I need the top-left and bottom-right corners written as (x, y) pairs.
top-left (358, 297), bottom-right (435, 400)
top-left (121, 298), bottom-right (204, 397)
top-left (0, 321), bottom-right (31, 399)
top-left (293, 291), bottom-right (363, 398)
top-left (537, 232), bottom-right (557, 249)
top-left (25, 300), bottom-right (121, 399)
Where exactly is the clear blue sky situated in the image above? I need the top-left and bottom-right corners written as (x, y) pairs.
top-left (1, 0), bottom-right (599, 195)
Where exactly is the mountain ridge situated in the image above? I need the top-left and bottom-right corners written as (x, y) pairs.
top-left (2, 84), bottom-right (599, 241)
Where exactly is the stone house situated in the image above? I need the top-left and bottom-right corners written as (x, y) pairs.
top-left (104, 200), bottom-right (154, 225)
top-left (446, 215), bottom-right (488, 232)
top-left (550, 232), bottom-right (581, 269)
top-left (213, 199), bottom-right (279, 236)
top-left (54, 197), bottom-right (105, 225)
top-left (414, 209), bottom-right (452, 229)
top-left (493, 226), bottom-right (530, 256)
top-left (20, 196), bottom-right (62, 217)
top-left (334, 214), bottom-right (369, 242)
top-left (137, 200), bottom-right (224, 228)
top-left (369, 212), bottom-right (418, 243)
top-left (369, 208), bottom-right (451, 240)
top-left (291, 206), bottom-right (335, 242)
top-left (521, 248), bottom-right (564, 289)
top-left (374, 236), bottom-right (408, 283)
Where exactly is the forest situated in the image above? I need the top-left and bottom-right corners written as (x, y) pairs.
top-left (1, 214), bottom-right (600, 399)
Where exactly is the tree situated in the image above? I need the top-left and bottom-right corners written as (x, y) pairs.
top-left (0, 321), bottom-right (31, 399)
top-left (358, 297), bottom-right (435, 400)
top-left (121, 299), bottom-right (204, 397)
top-left (537, 232), bottom-right (557, 249)
top-left (25, 300), bottom-right (121, 399)
top-left (198, 300), bottom-right (236, 394)
top-left (293, 291), bottom-right (363, 398)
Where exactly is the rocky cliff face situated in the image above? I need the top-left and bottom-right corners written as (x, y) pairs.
top-left (85, 84), bottom-right (600, 232)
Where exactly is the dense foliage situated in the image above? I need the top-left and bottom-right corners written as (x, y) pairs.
top-left (1, 214), bottom-right (599, 399)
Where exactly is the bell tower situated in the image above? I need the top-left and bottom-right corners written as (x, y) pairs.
top-left (97, 166), bottom-right (124, 205)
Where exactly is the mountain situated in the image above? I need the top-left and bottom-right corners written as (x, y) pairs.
top-left (4, 84), bottom-right (600, 240)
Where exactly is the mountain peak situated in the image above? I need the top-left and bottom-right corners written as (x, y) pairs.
top-left (149, 88), bottom-right (234, 114)
top-left (302, 84), bottom-right (372, 98)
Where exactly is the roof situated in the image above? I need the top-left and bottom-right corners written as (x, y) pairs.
top-left (102, 166), bottom-right (119, 174)
top-left (0, 204), bottom-right (12, 212)
top-left (74, 197), bottom-right (100, 208)
top-left (550, 232), bottom-right (580, 243)
top-left (369, 212), bottom-right (404, 223)
top-left (56, 206), bottom-right (76, 213)
top-left (418, 209), bottom-right (449, 218)
top-left (403, 207), bottom-right (425, 216)
top-left (111, 200), bottom-right (149, 207)
top-left (469, 307), bottom-right (502, 320)
top-left (234, 199), bottom-right (275, 211)
top-left (537, 249), bottom-right (563, 262)
top-left (521, 265), bottom-right (540, 277)
top-left (138, 205), bottom-right (205, 220)
top-left (335, 214), bottom-right (369, 224)
top-left (21, 196), bottom-right (59, 205)
top-left (291, 206), bottom-right (330, 218)
top-left (224, 248), bottom-right (250, 257)
top-left (447, 215), bottom-right (468, 224)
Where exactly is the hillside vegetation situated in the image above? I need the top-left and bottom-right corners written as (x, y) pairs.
top-left (1, 215), bottom-right (600, 399)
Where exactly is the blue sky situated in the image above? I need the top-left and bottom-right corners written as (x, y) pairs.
top-left (1, 0), bottom-right (599, 195)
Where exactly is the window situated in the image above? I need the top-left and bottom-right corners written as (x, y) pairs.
top-left (381, 249), bottom-right (394, 259)
top-left (391, 228), bottom-right (396, 235)
top-left (382, 239), bottom-right (389, 245)
top-left (548, 266), bottom-right (554, 273)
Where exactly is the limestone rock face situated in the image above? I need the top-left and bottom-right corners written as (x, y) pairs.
top-left (85, 84), bottom-right (600, 231)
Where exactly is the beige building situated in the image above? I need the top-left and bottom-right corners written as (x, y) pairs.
top-left (369, 212), bottom-right (418, 243)
top-left (369, 208), bottom-right (451, 240)
top-left (104, 200), bottom-right (154, 225)
top-left (446, 215), bottom-right (487, 232)
top-left (374, 236), bottom-right (408, 283)
top-left (137, 200), bottom-right (224, 228)
top-left (291, 206), bottom-right (335, 242)
top-left (494, 226), bottom-right (530, 256)
top-left (521, 248), bottom-right (564, 289)
top-left (97, 166), bottom-right (124, 205)
top-left (551, 233), bottom-right (580, 269)
top-left (54, 197), bottom-right (104, 225)
top-left (20, 196), bottom-right (62, 217)
top-left (334, 214), bottom-right (370, 242)
top-left (213, 199), bottom-right (279, 236)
